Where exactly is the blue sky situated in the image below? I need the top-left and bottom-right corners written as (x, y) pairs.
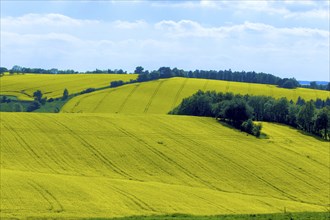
top-left (1, 0), bottom-right (329, 81)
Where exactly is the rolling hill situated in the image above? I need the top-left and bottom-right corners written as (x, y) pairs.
top-left (0, 74), bottom-right (137, 100)
top-left (61, 77), bottom-right (330, 114)
top-left (1, 112), bottom-right (328, 218)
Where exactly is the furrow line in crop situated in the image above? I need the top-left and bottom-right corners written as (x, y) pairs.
top-left (193, 194), bottom-right (235, 213)
top-left (43, 116), bottom-right (133, 179)
top-left (110, 184), bottom-right (157, 212)
top-left (225, 81), bottom-right (230, 93)
top-left (22, 116), bottom-right (75, 172)
top-left (144, 80), bottom-right (165, 113)
top-left (208, 148), bottom-right (301, 202)
top-left (171, 78), bottom-right (188, 110)
top-left (102, 120), bottom-right (178, 178)
top-left (118, 84), bottom-right (140, 113)
top-left (156, 118), bottom-right (302, 202)
top-left (92, 88), bottom-right (122, 112)
top-left (1, 123), bottom-right (57, 173)
top-left (253, 143), bottom-right (329, 188)
top-left (105, 122), bottom-right (218, 190)
top-left (202, 79), bottom-right (209, 91)
top-left (28, 180), bottom-right (64, 213)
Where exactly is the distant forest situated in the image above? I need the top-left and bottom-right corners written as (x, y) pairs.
top-left (1, 65), bottom-right (329, 90)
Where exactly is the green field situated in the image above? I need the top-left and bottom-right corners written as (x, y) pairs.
top-left (62, 78), bottom-right (330, 114)
top-left (0, 74), bottom-right (137, 100)
top-left (1, 113), bottom-right (328, 219)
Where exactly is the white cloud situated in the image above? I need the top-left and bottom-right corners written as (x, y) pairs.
top-left (284, 0), bottom-right (311, 5)
top-left (1, 13), bottom-right (98, 27)
top-left (152, 0), bottom-right (329, 20)
top-left (155, 20), bottom-right (329, 39)
top-left (284, 9), bottom-right (329, 19)
top-left (112, 20), bottom-right (147, 29)
top-left (151, 0), bottom-right (223, 9)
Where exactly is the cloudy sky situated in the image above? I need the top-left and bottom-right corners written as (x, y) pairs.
top-left (1, 0), bottom-right (329, 81)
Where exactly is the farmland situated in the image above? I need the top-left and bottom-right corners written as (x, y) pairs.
top-left (1, 112), bottom-right (329, 219)
top-left (0, 74), bottom-right (137, 100)
top-left (62, 77), bottom-right (330, 114)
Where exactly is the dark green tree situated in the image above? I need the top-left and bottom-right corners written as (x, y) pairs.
top-left (263, 99), bottom-right (276, 121)
top-left (134, 66), bottom-right (144, 74)
top-left (314, 108), bottom-right (329, 139)
top-left (273, 98), bottom-right (289, 123)
top-left (62, 88), bottom-right (69, 100)
top-left (297, 101), bottom-right (315, 132)
top-left (287, 105), bottom-right (299, 126)
top-left (309, 81), bottom-right (317, 89)
top-left (33, 90), bottom-right (43, 102)
top-left (0, 67), bottom-right (8, 75)
top-left (220, 99), bottom-right (253, 127)
top-left (241, 119), bottom-right (254, 134)
top-left (27, 101), bottom-right (41, 112)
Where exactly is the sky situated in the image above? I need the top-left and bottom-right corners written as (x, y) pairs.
top-left (1, 0), bottom-right (329, 81)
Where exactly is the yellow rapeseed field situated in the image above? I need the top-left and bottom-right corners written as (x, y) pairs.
top-left (62, 78), bottom-right (330, 114)
top-left (0, 74), bottom-right (137, 100)
top-left (1, 113), bottom-right (328, 218)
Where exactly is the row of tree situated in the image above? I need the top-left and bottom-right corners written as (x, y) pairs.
top-left (0, 66), bottom-right (78, 74)
top-left (135, 67), bottom-right (323, 89)
top-left (170, 90), bottom-right (330, 140)
top-left (135, 66), bottom-right (295, 87)
top-left (0, 66), bottom-right (125, 75)
top-left (2, 65), bottom-right (329, 90)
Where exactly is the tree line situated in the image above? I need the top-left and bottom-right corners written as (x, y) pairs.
top-left (134, 66), bottom-right (330, 90)
top-left (170, 90), bottom-right (330, 140)
top-left (0, 66), bottom-right (126, 75)
top-left (135, 66), bottom-right (302, 88)
top-left (2, 65), bottom-right (329, 90)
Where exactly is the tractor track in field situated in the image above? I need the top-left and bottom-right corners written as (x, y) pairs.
top-left (125, 118), bottom-right (328, 208)
top-left (202, 79), bottom-right (209, 91)
top-left (110, 185), bottom-right (157, 212)
top-left (102, 120), bottom-right (176, 178)
top-left (154, 119), bottom-right (308, 204)
top-left (44, 115), bottom-right (133, 179)
top-left (70, 89), bottom-right (109, 112)
top-left (171, 78), bottom-right (188, 109)
top-left (118, 84), bottom-right (140, 113)
top-left (28, 180), bottom-right (64, 213)
top-left (144, 80), bottom-right (166, 113)
top-left (23, 116), bottom-right (75, 172)
top-left (92, 90), bottom-right (116, 112)
top-left (225, 81), bottom-right (230, 92)
top-left (248, 83), bottom-right (251, 94)
top-left (103, 120), bottom-right (217, 189)
top-left (193, 194), bottom-right (235, 213)
top-left (252, 143), bottom-right (329, 187)
top-left (2, 123), bottom-right (58, 173)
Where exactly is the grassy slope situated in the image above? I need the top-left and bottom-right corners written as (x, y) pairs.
top-left (1, 113), bottom-right (329, 218)
top-left (0, 74), bottom-right (137, 100)
top-left (61, 78), bottom-right (330, 114)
